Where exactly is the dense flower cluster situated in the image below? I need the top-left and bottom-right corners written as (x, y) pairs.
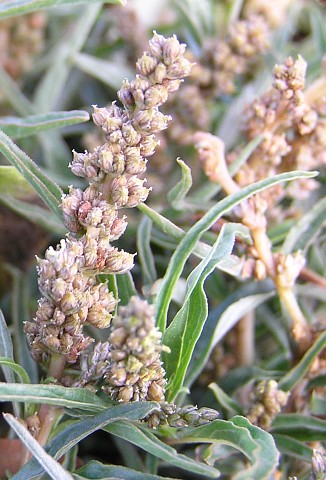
top-left (238, 55), bottom-right (325, 206)
top-left (103, 296), bottom-right (166, 403)
top-left (0, 12), bottom-right (46, 81)
top-left (25, 33), bottom-right (193, 369)
top-left (247, 380), bottom-right (289, 429)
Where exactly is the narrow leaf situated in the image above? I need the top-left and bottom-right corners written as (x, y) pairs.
top-left (12, 403), bottom-right (158, 480)
top-left (105, 421), bottom-right (219, 478)
top-left (185, 285), bottom-right (275, 389)
top-left (75, 461), bottom-right (177, 480)
top-left (0, 358), bottom-right (30, 384)
top-left (271, 414), bottom-right (326, 441)
top-left (0, 131), bottom-right (63, 219)
top-left (137, 216), bottom-right (157, 287)
top-left (155, 170), bottom-right (317, 332)
top-left (209, 382), bottom-right (243, 416)
top-left (0, 165), bottom-right (35, 198)
top-left (279, 330), bottom-right (326, 391)
top-left (0, 195), bottom-right (66, 234)
top-left (0, 383), bottom-right (111, 412)
top-left (273, 433), bottom-right (313, 461)
top-left (4, 413), bottom-right (73, 480)
top-left (0, 1), bottom-right (125, 20)
top-left (176, 416), bottom-right (279, 480)
top-left (167, 158), bottom-right (192, 207)
top-left (0, 310), bottom-right (14, 384)
top-left (116, 272), bottom-right (137, 306)
top-left (282, 196), bottom-right (326, 253)
top-left (73, 53), bottom-right (133, 91)
top-left (163, 223), bottom-right (242, 401)
top-left (0, 111), bottom-right (90, 139)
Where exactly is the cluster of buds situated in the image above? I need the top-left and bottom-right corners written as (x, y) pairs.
top-left (240, 55), bottom-right (324, 207)
top-left (0, 12), bottom-right (46, 81)
top-left (247, 380), bottom-right (290, 430)
top-left (67, 31), bottom-right (193, 214)
top-left (61, 341), bottom-right (112, 389)
top-left (199, 15), bottom-right (269, 97)
top-left (149, 403), bottom-right (219, 429)
top-left (103, 296), bottom-right (166, 403)
top-left (24, 239), bottom-right (117, 365)
top-left (25, 33), bottom-right (192, 373)
top-left (243, 0), bottom-right (294, 28)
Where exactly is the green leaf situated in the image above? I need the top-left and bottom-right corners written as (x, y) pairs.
top-left (176, 416), bottom-right (279, 480)
top-left (0, 111), bottom-right (90, 139)
top-left (172, 0), bottom-right (215, 46)
top-left (310, 5), bottom-right (326, 56)
top-left (0, 0), bottom-right (125, 19)
top-left (7, 267), bottom-right (39, 384)
top-left (279, 330), bottom-right (326, 391)
top-left (0, 65), bottom-right (34, 116)
top-left (272, 433), bottom-right (313, 461)
top-left (0, 165), bottom-right (35, 199)
top-left (163, 223), bottom-right (244, 402)
top-left (0, 310), bottom-right (15, 384)
top-left (137, 216), bottom-right (157, 287)
top-left (0, 358), bottom-right (30, 384)
top-left (0, 195), bottom-right (66, 234)
top-left (209, 383), bottom-right (243, 416)
top-left (203, 292), bottom-right (275, 360)
top-left (4, 413), bottom-right (74, 480)
top-left (282, 196), bottom-right (326, 254)
top-left (0, 383), bottom-right (111, 412)
top-left (73, 53), bottom-right (133, 91)
top-left (155, 170), bottom-right (317, 332)
top-left (167, 158), bottom-right (192, 208)
top-left (116, 272), bottom-right (137, 306)
top-left (271, 414), bottom-right (326, 442)
top-left (0, 131), bottom-right (63, 219)
top-left (105, 421), bottom-right (219, 478)
top-left (12, 402), bottom-right (158, 480)
top-left (183, 282), bottom-right (275, 390)
top-left (33, 5), bottom-right (103, 112)
top-left (75, 461), bottom-right (177, 480)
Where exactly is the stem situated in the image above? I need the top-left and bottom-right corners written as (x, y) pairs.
top-left (35, 353), bottom-right (66, 447)
top-left (36, 404), bottom-right (63, 447)
top-left (278, 287), bottom-right (311, 348)
top-left (47, 352), bottom-right (68, 380)
top-left (236, 311), bottom-right (255, 366)
top-left (251, 226), bottom-right (276, 278)
top-left (300, 267), bottom-right (326, 290)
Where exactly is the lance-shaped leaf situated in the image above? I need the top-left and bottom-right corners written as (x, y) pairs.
top-left (4, 414), bottom-right (73, 480)
top-left (0, 111), bottom-right (89, 139)
top-left (0, 131), bottom-right (63, 219)
top-left (0, 0), bottom-right (125, 19)
top-left (73, 53), bottom-right (132, 91)
top-left (0, 358), bottom-right (30, 384)
top-left (167, 158), bottom-right (192, 207)
top-left (105, 421), bottom-right (219, 478)
top-left (163, 223), bottom-right (246, 402)
top-left (0, 383), bottom-right (111, 412)
top-left (271, 414), bottom-right (326, 442)
top-left (155, 170), bottom-right (317, 332)
top-left (0, 311), bottom-right (14, 384)
top-left (75, 461), bottom-right (177, 480)
top-left (175, 416), bottom-right (279, 480)
top-left (12, 402), bottom-right (159, 480)
top-left (282, 196), bottom-right (326, 254)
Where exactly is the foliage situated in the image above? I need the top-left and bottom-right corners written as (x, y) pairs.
top-left (0, 1), bottom-right (325, 479)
